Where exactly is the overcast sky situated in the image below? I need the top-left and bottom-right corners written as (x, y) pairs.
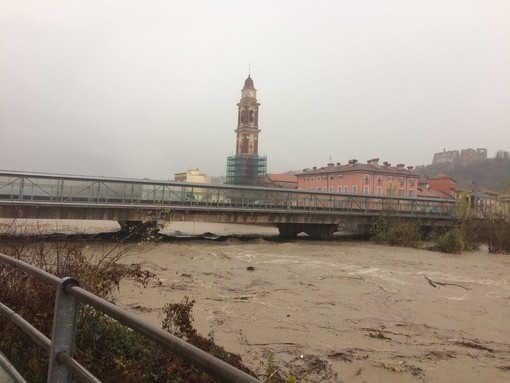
top-left (1, 1), bottom-right (509, 179)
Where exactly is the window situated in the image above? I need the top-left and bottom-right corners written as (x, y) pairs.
top-left (337, 175), bottom-right (343, 180)
top-left (399, 177), bottom-right (404, 186)
top-left (329, 176), bottom-right (334, 181)
top-left (310, 177), bottom-right (314, 182)
top-left (329, 187), bottom-right (333, 192)
top-left (377, 186), bottom-right (383, 195)
top-left (344, 186), bottom-right (348, 193)
top-left (408, 190), bottom-right (415, 198)
top-left (364, 186), bottom-right (369, 194)
top-left (410, 178), bottom-right (415, 186)
top-left (304, 177), bottom-right (309, 182)
top-left (352, 185), bottom-right (358, 194)
top-left (323, 187), bottom-right (327, 191)
top-left (337, 186), bottom-right (342, 193)
top-left (388, 176), bottom-right (393, 183)
top-left (398, 189), bottom-right (404, 197)
top-left (317, 176), bottom-right (321, 181)
top-left (364, 174), bottom-right (369, 184)
top-left (377, 175), bottom-right (383, 185)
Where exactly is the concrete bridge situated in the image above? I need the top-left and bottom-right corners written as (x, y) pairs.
top-left (0, 170), bottom-right (458, 239)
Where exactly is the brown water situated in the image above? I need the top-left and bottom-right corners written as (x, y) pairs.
top-left (2, 220), bottom-right (510, 382)
top-left (115, 222), bottom-right (510, 382)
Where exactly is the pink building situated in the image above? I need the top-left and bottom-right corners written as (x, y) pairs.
top-left (296, 159), bottom-right (419, 198)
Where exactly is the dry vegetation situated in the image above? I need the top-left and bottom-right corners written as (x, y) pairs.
top-left (0, 220), bottom-right (257, 383)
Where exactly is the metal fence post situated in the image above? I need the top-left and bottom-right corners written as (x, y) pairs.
top-left (47, 277), bottom-right (80, 383)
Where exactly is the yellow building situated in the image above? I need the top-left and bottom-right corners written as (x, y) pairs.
top-left (174, 169), bottom-right (210, 183)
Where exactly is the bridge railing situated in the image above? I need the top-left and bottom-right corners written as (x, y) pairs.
top-left (0, 170), bottom-right (457, 218)
top-left (0, 252), bottom-right (261, 383)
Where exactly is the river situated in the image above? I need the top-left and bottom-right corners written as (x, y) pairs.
top-left (2, 219), bottom-right (509, 382)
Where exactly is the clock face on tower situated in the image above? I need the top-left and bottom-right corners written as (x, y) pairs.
top-left (249, 91), bottom-right (254, 96)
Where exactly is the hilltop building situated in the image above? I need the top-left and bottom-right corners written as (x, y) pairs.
top-left (432, 148), bottom-right (487, 165)
top-left (432, 149), bottom-right (460, 165)
top-left (226, 75), bottom-right (267, 185)
top-left (460, 148), bottom-right (487, 162)
top-left (296, 159), bottom-right (419, 197)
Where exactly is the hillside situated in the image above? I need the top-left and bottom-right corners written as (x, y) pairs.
top-left (415, 158), bottom-right (510, 192)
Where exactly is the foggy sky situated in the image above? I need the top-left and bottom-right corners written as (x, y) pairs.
top-left (1, 1), bottom-right (509, 180)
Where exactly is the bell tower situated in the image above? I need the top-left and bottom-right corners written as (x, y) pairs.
top-left (236, 76), bottom-right (260, 155)
top-left (226, 74), bottom-right (267, 185)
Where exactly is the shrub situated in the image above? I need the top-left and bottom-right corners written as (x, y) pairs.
top-left (372, 210), bottom-right (421, 247)
top-left (484, 218), bottom-right (510, 254)
top-left (432, 229), bottom-right (464, 253)
top-left (0, 230), bottom-right (256, 382)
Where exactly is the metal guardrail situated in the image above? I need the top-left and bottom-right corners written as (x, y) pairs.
top-left (0, 252), bottom-right (261, 383)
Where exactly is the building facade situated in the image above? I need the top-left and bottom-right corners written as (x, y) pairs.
top-left (265, 173), bottom-right (298, 189)
top-left (432, 148), bottom-right (487, 165)
top-left (226, 75), bottom-right (267, 185)
top-left (174, 168), bottom-right (210, 183)
top-left (297, 159), bottom-right (419, 198)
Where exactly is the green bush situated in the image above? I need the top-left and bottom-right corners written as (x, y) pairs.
top-left (432, 229), bottom-right (464, 253)
top-left (372, 210), bottom-right (421, 247)
top-left (484, 218), bottom-right (510, 254)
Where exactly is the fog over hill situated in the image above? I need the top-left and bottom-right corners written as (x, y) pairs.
top-left (415, 158), bottom-right (510, 192)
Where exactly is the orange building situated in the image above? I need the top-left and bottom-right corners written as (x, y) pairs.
top-left (296, 159), bottom-right (419, 197)
top-left (427, 176), bottom-right (457, 198)
top-left (265, 173), bottom-right (298, 189)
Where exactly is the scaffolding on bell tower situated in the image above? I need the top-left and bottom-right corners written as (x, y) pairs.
top-left (226, 154), bottom-right (267, 186)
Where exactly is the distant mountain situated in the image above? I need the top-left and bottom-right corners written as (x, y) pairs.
top-left (415, 158), bottom-right (510, 192)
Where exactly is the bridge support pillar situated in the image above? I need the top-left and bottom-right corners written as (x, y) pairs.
top-left (276, 223), bottom-right (338, 240)
top-left (118, 220), bottom-right (163, 240)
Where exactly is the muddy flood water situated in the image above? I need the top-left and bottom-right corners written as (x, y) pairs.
top-left (3, 220), bottom-right (510, 382)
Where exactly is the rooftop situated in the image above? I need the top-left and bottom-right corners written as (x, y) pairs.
top-left (298, 159), bottom-right (417, 177)
top-left (243, 75), bottom-right (254, 89)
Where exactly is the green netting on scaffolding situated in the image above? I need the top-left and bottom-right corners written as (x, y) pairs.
top-left (226, 154), bottom-right (267, 185)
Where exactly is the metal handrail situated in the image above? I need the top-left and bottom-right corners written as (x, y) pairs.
top-left (0, 170), bottom-right (457, 219)
top-left (0, 252), bottom-right (261, 383)
top-left (0, 351), bottom-right (27, 383)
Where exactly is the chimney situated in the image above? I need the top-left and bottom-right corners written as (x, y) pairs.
top-left (348, 159), bottom-right (358, 167)
top-left (313, 166), bottom-right (317, 170)
top-left (327, 163), bottom-right (334, 167)
top-left (407, 166), bottom-right (414, 170)
top-left (383, 161), bottom-right (390, 167)
top-left (336, 162), bottom-right (341, 166)
top-left (396, 164), bottom-right (405, 170)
